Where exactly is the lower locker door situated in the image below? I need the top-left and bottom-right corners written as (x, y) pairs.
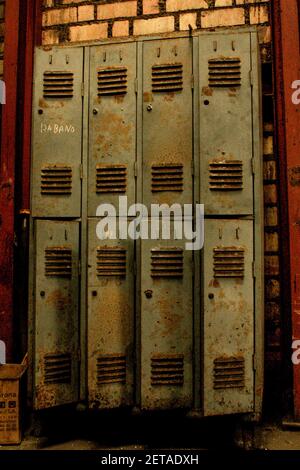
top-left (141, 240), bottom-right (193, 410)
top-left (87, 219), bottom-right (134, 408)
top-left (33, 220), bottom-right (80, 409)
top-left (203, 219), bottom-right (254, 416)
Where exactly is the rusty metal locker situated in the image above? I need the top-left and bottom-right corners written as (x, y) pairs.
top-left (29, 29), bottom-right (263, 418)
top-left (88, 43), bottom-right (137, 215)
top-left (198, 32), bottom-right (254, 216)
top-left (87, 220), bottom-right (135, 409)
top-left (32, 220), bottom-right (80, 409)
top-left (140, 38), bottom-right (194, 409)
top-left (31, 48), bottom-right (84, 218)
top-left (202, 219), bottom-right (254, 416)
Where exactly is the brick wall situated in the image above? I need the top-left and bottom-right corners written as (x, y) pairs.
top-left (40, 0), bottom-right (281, 412)
top-left (41, 0), bottom-right (270, 43)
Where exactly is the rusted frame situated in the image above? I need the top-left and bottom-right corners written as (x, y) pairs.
top-left (272, 0), bottom-right (300, 419)
top-left (0, 0), bottom-right (42, 362)
top-left (0, 0), bottom-right (21, 363)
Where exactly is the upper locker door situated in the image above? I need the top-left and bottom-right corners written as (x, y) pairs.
top-left (199, 32), bottom-right (254, 215)
top-left (88, 43), bottom-right (137, 215)
top-left (33, 220), bottom-right (80, 409)
top-left (141, 38), bottom-right (194, 410)
top-left (32, 48), bottom-right (83, 218)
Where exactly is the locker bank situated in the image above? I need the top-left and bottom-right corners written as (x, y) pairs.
top-left (28, 31), bottom-right (264, 419)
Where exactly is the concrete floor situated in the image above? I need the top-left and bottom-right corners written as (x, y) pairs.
top-left (1, 421), bottom-right (300, 450)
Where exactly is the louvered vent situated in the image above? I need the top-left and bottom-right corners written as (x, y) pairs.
top-left (213, 247), bottom-right (245, 278)
top-left (214, 357), bottom-right (245, 389)
top-left (97, 354), bottom-right (126, 385)
top-left (43, 71), bottom-right (74, 98)
top-left (151, 164), bottom-right (183, 192)
top-left (41, 165), bottom-right (72, 195)
top-left (208, 58), bottom-right (241, 87)
top-left (45, 247), bottom-right (72, 278)
top-left (151, 355), bottom-right (184, 386)
top-left (98, 67), bottom-right (127, 96)
top-left (152, 64), bottom-right (183, 92)
top-left (97, 247), bottom-right (126, 277)
top-left (44, 353), bottom-right (71, 385)
top-left (209, 161), bottom-right (243, 190)
top-left (96, 165), bottom-right (127, 194)
top-left (151, 248), bottom-right (183, 278)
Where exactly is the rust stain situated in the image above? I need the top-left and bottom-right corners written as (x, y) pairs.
top-left (202, 87), bottom-right (213, 96)
top-left (143, 92), bottom-right (152, 102)
top-left (46, 289), bottom-right (69, 312)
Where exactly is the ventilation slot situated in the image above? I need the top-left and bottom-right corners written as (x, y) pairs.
top-left (208, 58), bottom-right (241, 88)
top-left (97, 247), bottom-right (126, 277)
top-left (213, 247), bottom-right (245, 278)
top-left (97, 355), bottom-right (126, 385)
top-left (151, 248), bottom-right (183, 278)
top-left (152, 64), bottom-right (183, 92)
top-left (151, 355), bottom-right (184, 386)
top-left (98, 67), bottom-right (127, 96)
top-left (45, 247), bottom-right (72, 278)
top-left (44, 353), bottom-right (72, 385)
top-left (41, 165), bottom-right (72, 195)
top-left (96, 165), bottom-right (127, 193)
top-left (214, 357), bottom-right (245, 389)
top-left (43, 71), bottom-right (74, 98)
top-left (152, 164), bottom-right (183, 192)
top-left (209, 161), bottom-right (243, 190)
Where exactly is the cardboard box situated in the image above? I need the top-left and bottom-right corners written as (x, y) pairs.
top-left (0, 355), bottom-right (27, 445)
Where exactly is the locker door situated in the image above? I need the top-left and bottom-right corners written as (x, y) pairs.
top-left (199, 32), bottom-right (255, 215)
top-left (142, 38), bottom-right (193, 209)
top-left (31, 48), bottom-right (83, 218)
top-left (33, 220), bottom-right (80, 409)
top-left (87, 220), bottom-right (134, 409)
top-left (140, 38), bottom-right (194, 409)
top-left (203, 219), bottom-right (254, 416)
top-left (88, 43), bottom-right (137, 216)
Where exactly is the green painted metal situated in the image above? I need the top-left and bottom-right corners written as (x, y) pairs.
top-left (29, 29), bottom-right (263, 417)
top-left (33, 220), bottom-right (80, 409)
top-left (88, 43), bottom-right (137, 216)
top-left (31, 47), bottom-right (84, 218)
top-left (87, 220), bottom-right (135, 408)
top-left (203, 218), bottom-right (254, 416)
top-left (199, 32), bottom-right (254, 216)
top-left (140, 38), bottom-right (194, 409)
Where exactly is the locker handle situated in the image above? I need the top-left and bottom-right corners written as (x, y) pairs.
top-left (147, 104), bottom-right (153, 112)
top-left (144, 289), bottom-right (153, 299)
top-left (208, 293), bottom-right (214, 300)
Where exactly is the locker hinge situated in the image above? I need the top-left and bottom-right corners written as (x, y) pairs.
top-left (77, 349), bottom-right (81, 362)
top-left (252, 261), bottom-right (256, 278)
top-left (78, 260), bottom-right (81, 277)
top-left (251, 158), bottom-right (255, 175)
top-left (134, 260), bottom-right (137, 277)
top-left (134, 78), bottom-right (138, 94)
top-left (252, 353), bottom-right (257, 371)
top-left (249, 70), bottom-right (254, 87)
top-left (191, 74), bottom-right (194, 89)
top-left (191, 160), bottom-right (194, 176)
top-left (80, 164), bottom-right (83, 179)
top-left (134, 161), bottom-right (138, 177)
top-left (81, 82), bottom-right (85, 97)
